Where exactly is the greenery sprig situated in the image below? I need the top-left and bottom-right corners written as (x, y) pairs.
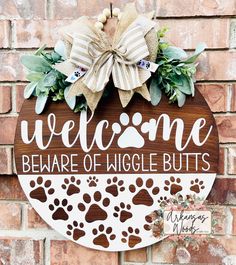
top-left (150, 28), bottom-right (206, 107)
top-left (20, 41), bottom-right (87, 114)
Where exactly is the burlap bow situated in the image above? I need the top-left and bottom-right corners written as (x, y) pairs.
top-left (54, 3), bottom-right (158, 111)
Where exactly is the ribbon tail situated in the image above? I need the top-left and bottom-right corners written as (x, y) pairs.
top-left (67, 79), bottom-right (103, 112)
top-left (118, 83), bottom-right (151, 108)
top-left (118, 89), bottom-right (134, 108)
top-left (134, 83), bottom-right (151, 102)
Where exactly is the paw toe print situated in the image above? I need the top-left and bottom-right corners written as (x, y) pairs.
top-left (61, 176), bottom-right (80, 196)
top-left (121, 227), bottom-right (142, 248)
top-left (164, 176), bottom-right (182, 195)
top-left (30, 177), bottom-right (54, 202)
top-left (49, 199), bottom-right (73, 221)
top-left (129, 178), bottom-right (159, 206)
top-left (93, 224), bottom-right (116, 248)
top-left (113, 203), bottom-right (132, 223)
top-left (158, 196), bottom-right (168, 206)
top-left (87, 176), bottom-right (98, 187)
top-left (190, 179), bottom-right (205, 193)
top-left (78, 191), bottom-right (110, 223)
top-left (105, 177), bottom-right (125, 197)
top-left (66, 221), bottom-right (85, 240)
top-left (112, 112), bottom-right (145, 148)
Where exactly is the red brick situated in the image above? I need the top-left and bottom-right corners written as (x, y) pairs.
top-left (0, 52), bottom-right (25, 81)
top-left (152, 238), bottom-right (228, 264)
top-left (230, 208), bottom-right (236, 235)
top-left (218, 147), bottom-right (225, 175)
top-left (231, 84), bottom-right (236, 112)
top-left (184, 238), bottom-right (227, 264)
top-left (0, 175), bottom-right (26, 201)
top-left (158, 19), bottom-right (229, 49)
top-left (0, 86), bottom-right (11, 113)
top-left (219, 236), bottom-right (236, 255)
top-left (51, 240), bottom-right (118, 265)
top-left (0, 0), bottom-right (46, 19)
top-left (211, 206), bottom-right (227, 235)
top-left (207, 178), bottom-right (236, 205)
top-left (0, 238), bottom-right (44, 264)
top-left (197, 84), bottom-right (228, 113)
top-left (27, 205), bottom-right (50, 229)
top-left (228, 147), bottom-right (236, 174)
top-left (0, 117), bottom-right (17, 144)
top-left (152, 239), bottom-right (176, 263)
top-left (124, 248), bottom-right (147, 263)
top-left (215, 115), bottom-right (236, 143)
top-left (13, 20), bottom-right (72, 48)
top-left (0, 21), bottom-right (10, 48)
top-left (156, 0), bottom-right (236, 17)
top-left (196, 51), bottom-right (236, 81)
top-left (15, 84), bottom-right (25, 112)
top-left (52, 0), bottom-right (154, 19)
top-left (0, 203), bottom-right (21, 229)
top-left (0, 147), bottom-right (12, 175)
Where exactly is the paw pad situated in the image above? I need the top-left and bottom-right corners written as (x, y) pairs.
top-left (30, 177), bottom-right (54, 202)
top-left (129, 178), bottom-right (159, 206)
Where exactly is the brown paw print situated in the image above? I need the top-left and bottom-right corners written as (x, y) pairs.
top-left (93, 224), bottom-right (116, 248)
top-left (129, 178), bottom-right (159, 206)
top-left (87, 176), bottom-right (98, 187)
top-left (113, 203), bottom-right (132, 223)
top-left (49, 199), bottom-right (73, 221)
top-left (105, 177), bottom-right (125, 197)
top-left (78, 191), bottom-right (110, 223)
top-left (164, 176), bottom-right (182, 195)
top-left (66, 221), bottom-right (85, 241)
top-left (61, 176), bottom-right (80, 196)
top-left (144, 214), bottom-right (153, 231)
top-left (29, 177), bottom-right (54, 202)
top-left (190, 179), bottom-right (205, 193)
top-left (121, 227), bottom-right (142, 248)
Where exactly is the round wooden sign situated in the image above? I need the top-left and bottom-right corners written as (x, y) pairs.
top-left (14, 88), bottom-right (218, 251)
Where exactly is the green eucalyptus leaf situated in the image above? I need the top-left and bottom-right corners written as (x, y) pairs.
top-left (188, 77), bottom-right (195, 96)
top-left (35, 94), bottom-right (48, 114)
top-left (54, 40), bottom-right (67, 60)
top-left (150, 78), bottom-right (162, 106)
top-left (174, 75), bottom-right (192, 95)
top-left (51, 52), bottom-right (61, 62)
top-left (177, 90), bottom-right (186, 107)
top-left (21, 55), bottom-right (52, 72)
top-left (163, 46), bottom-right (188, 60)
top-left (43, 70), bottom-right (57, 86)
top-left (64, 86), bottom-right (76, 110)
top-left (35, 79), bottom-right (47, 96)
top-left (24, 82), bottom-right (38, 99)
top-left (26, 72), bottom-right (45, 82)
top-left (184, 43), bottom-right (207, 64)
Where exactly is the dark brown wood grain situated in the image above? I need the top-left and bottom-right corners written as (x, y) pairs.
top-left (14, 87), bottom-right (219, 175)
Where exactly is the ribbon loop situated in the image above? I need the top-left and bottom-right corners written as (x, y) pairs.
top-left (69, 22), bottom-right (149, 92)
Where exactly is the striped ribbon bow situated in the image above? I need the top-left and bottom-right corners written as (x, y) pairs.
top-left (70, 23), bottom-right (149, 92)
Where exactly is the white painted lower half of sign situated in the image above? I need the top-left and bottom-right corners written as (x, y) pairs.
top-left (18, 173), bottom-right (216, 251)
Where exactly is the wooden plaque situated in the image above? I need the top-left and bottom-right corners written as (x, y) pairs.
top-left (14, 88), bottom-right (219, 251)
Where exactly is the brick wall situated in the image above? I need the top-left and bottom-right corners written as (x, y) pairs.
top-left (0, 0), bottom-right (236, 264)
